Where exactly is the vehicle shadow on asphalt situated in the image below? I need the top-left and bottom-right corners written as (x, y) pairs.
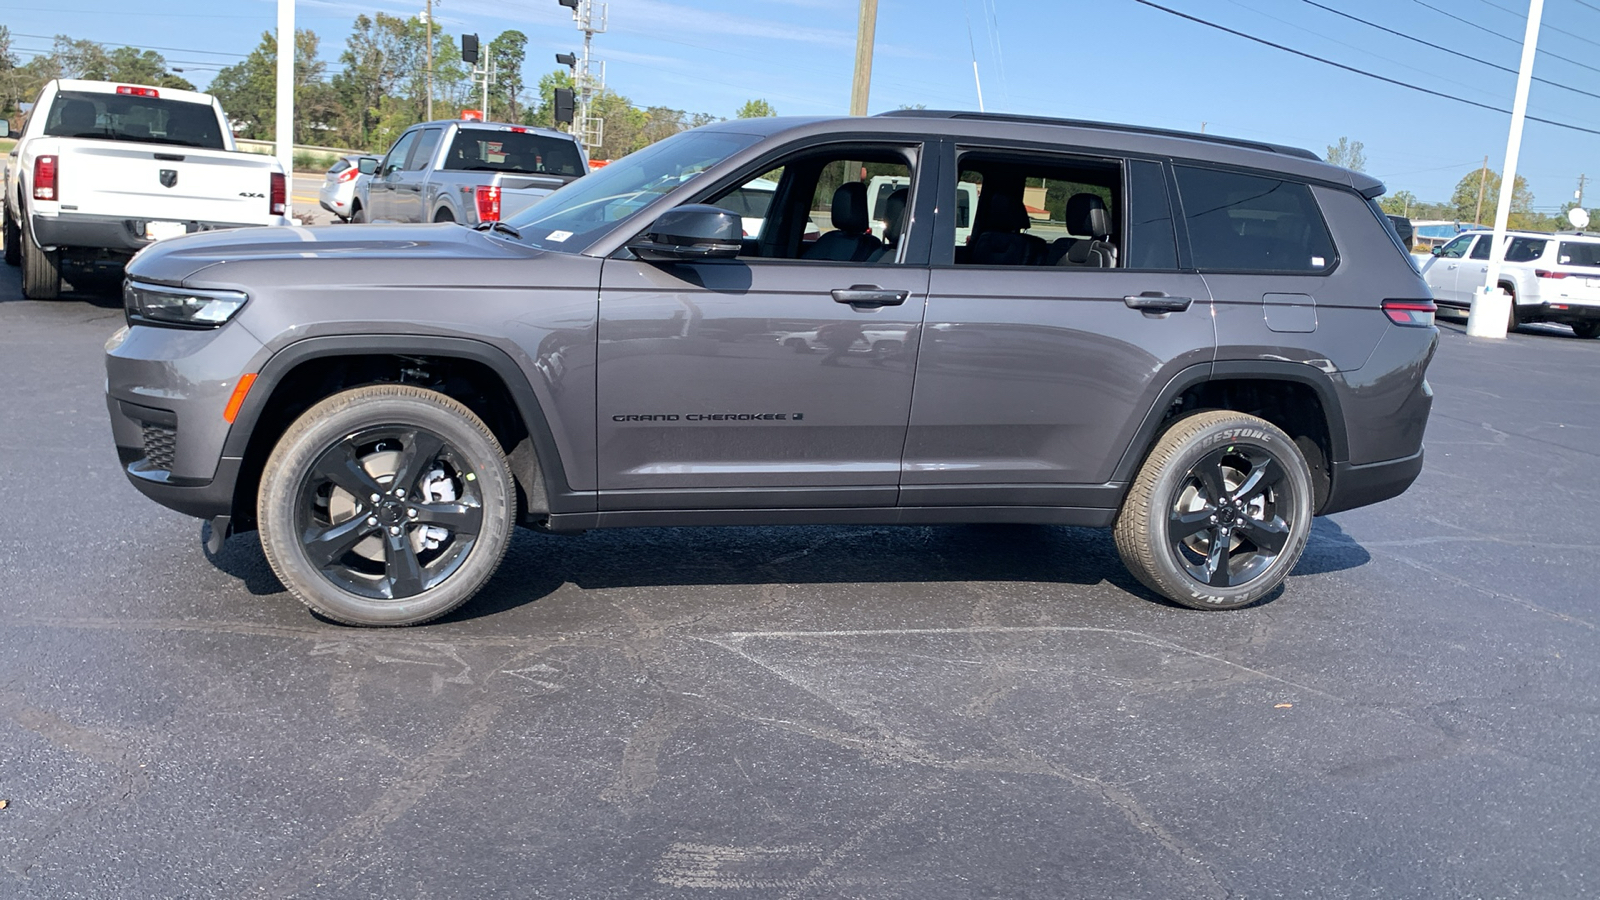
top-left (201, 517), bottom-right (1375, 620)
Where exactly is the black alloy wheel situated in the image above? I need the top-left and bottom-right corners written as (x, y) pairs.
top-left (258, 384), bottom-right (514, 626)
top-left (1115, 410), bottom-right (1314, 610)
top-left (296, 425), bottom-right (485, 601)
top-left (1166, 444), bottom-right (1295, 589)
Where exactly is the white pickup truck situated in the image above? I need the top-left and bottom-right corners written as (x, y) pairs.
top-left (3, 79), bottom-right (291, 299)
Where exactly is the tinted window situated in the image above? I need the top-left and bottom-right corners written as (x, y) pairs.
top-left (1175, 166), bottom-right (1336, 272)
top-left (1558, 241), bottom-right (1600, 268)
top-left (406, 128), bottom-right (444, 171)
top-left (1505, 237), bottom-right (1546, 263)
top-left (442, 129), bottom-right (585, 177)
top-left (43, 90), bottom-right (224, 150)
top-left (1127, 159), bottom-right (1177, 269)
top-left (1469, 236), bottom-right (1492, 260)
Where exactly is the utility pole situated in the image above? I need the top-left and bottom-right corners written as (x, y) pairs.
top-left (1468, 0), bottom-right (1544, 341)
top-left (559, 0), bottom-right (607, 150)
top-left (851, 0), bottom-right (878, 116)
top-left (424, 0), bottom-right (434, 121)
top-left (1474, 155), bottom-right (1489, 225)
top-left (1577, 173), bottom-right (1588, 207)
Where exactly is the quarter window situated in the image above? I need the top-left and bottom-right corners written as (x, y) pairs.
top-left (1175, 166), bottom-right (1336, 273)
top-left (1505, 237), bottom-right (1547, 263)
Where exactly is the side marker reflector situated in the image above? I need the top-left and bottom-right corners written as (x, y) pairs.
top-left (223, 373), bottom-right (258, 423)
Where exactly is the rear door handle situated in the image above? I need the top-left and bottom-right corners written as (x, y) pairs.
top-left (832, 285), bottom-right (908, 307)
top-left (1123, 293), bottom-right (1193, 313)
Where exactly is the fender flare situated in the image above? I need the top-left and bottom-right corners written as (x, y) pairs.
top-left (1108, 359), bottom-right (1352, 488)
top-left (222, 334), bottom-right (587, 517)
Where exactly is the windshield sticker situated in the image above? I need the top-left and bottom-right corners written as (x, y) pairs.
top-left (546, 230), bottom-right (574, 243)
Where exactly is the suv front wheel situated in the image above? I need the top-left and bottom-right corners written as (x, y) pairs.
top-left (257, 384), bottom-right (515, 626)
top-left (1114, 411), bottom-right (1314, 610)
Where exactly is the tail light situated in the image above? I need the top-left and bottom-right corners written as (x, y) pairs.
top-left (1382, 299), bottom-right (1437, 327)
top-left (116, 85), bottom-right (159, 98)
top-left (475, 185), bottom-right (501, 222)
top-left (33, 155), bottom-right (58, 201)
top-left (269, 172), bottom-right (286, 216)
top-left (337, 167), bottom-right (360, 183)
top-left (1534, 269), bottom-right (1569, 279)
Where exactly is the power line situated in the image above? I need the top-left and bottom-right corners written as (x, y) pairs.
top-left (1472, 0), bottom-right (1600, 53)
top-left (1575, 0), bottom-right (1600, 14)
top-left (1298, 0), bottom-right (1600, 104)
top-left (1132, 0), bottom-right (1600, 138)
top-left (1408, 0), bottom-right (1600, 77)
top-left (10, 32), bottom-right (248, 59)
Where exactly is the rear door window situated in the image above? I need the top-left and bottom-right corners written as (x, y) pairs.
top-left (406, 128), bottom-right (444, 171)
top-left (1469, 236), bottom-right (1492, 260)
top-left (1175, 166), bottom-right (1336, 273)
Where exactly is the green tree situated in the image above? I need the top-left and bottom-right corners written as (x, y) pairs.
top-left (736, 99), bottom-right (775, 118)
top-left (528, 69), bottom-right (574, 129)
top-left (209, 28), bottom-right (328, 143)
top-left (487, 30), bottom-right (527, 122)
top-left (1380, 190), bottom-right (1417, 216)
top-left (1449, 167), bottom-right (1533, 226)
top-left (105, 47), bottom-right (193, 90)
top-left (1326, 136), bottom-right (1366, 172)
top-left (331, 14), bottom-right (425, 150)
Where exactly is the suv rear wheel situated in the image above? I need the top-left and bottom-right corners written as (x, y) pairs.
top-left (1114, 410), bottom-right (1313, 610)
top-left (257, 384), bottom-right (515, 626)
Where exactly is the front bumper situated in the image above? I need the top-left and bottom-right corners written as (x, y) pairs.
top-left (34, 211), bottom-right (287, 254)
top-left (106, 322), bottom-right (267, 521)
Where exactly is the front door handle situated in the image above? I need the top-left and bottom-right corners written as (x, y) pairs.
top-left (832, 285), bottom-right (908, 307)
top-left (1123, 293), bottom-right (1193, 313)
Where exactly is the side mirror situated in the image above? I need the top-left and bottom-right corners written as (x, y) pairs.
top-left (357, 156), bottom-right (378, 176)
top-left (1430, 246), bottom-right (1442, 256)
top-left (628, 204), bottom-right (742, 262)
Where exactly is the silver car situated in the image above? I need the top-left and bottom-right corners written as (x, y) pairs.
top-left (317, 154), bottom-right (378, 222)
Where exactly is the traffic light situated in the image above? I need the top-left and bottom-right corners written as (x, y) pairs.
top-left (553, 88), bottom-right (575, 125)
top-left (461, 34), bottom-right (480, 66)
top-left (558, 0), bottom-right (580, 8)
top-left (555, 52), bottom-right (577, 69)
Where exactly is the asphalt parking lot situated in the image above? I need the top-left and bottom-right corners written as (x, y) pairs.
top-left (1, 266), bottom-right (1597, 899)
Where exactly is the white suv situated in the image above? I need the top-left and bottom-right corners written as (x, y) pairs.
top-left (1422, 229), bottom-right (1600, 338)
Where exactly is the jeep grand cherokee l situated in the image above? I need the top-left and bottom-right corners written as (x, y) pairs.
top-left (105, 111), bottom-right (1437, 626)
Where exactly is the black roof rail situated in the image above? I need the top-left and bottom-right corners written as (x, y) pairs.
top-left (875, 109), bottom-right (1323, 162)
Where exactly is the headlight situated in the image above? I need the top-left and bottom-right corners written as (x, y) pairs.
top-left (125, 281), bottom-right (248, 328)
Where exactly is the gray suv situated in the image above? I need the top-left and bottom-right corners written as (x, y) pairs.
top-left (105, 111), bottom-right (1437, 626)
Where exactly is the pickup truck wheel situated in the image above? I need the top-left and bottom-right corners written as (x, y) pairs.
top-left (3, 207), bottom-right (19, 267)
top-left (1573, 322), bottom-right (1600, 339)
top-left (19, 215), bottom-right (61, 300)
top-left (257, 384), bottom-right (515, 627)
top-left (1114, 410), bottom-right (1313, 610)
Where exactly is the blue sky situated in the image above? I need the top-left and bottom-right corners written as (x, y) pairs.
top-left (5, 0), bottom-right (1599, 210)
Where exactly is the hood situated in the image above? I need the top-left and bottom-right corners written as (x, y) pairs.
top-left (126, 223), bottom-right (533, 286)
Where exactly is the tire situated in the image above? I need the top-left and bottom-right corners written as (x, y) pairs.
top-left (1114, 410), bottom-right (1314, 610)
top-left (257, 384), bottom-right (516, 626)
top-left (19, 213), bottom-right (61, 300)
top-left (1573, 321), bottom-right (1600, 340)
top-left (1504, 284), bottom-right (1519, 332)
top-left (3, 204), bottom-right (19, 267)
top-left (434, 208), bottom-right (455, 224)
top-left (350, 202), bottom-right (366, 224)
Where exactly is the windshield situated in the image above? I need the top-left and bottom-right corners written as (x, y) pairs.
top-left (43, 90), bottom-right (225, 150)
top-left (503, 130), bottom-right (762, 252)
top-left (443, 129), bottom-right (586, 178)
